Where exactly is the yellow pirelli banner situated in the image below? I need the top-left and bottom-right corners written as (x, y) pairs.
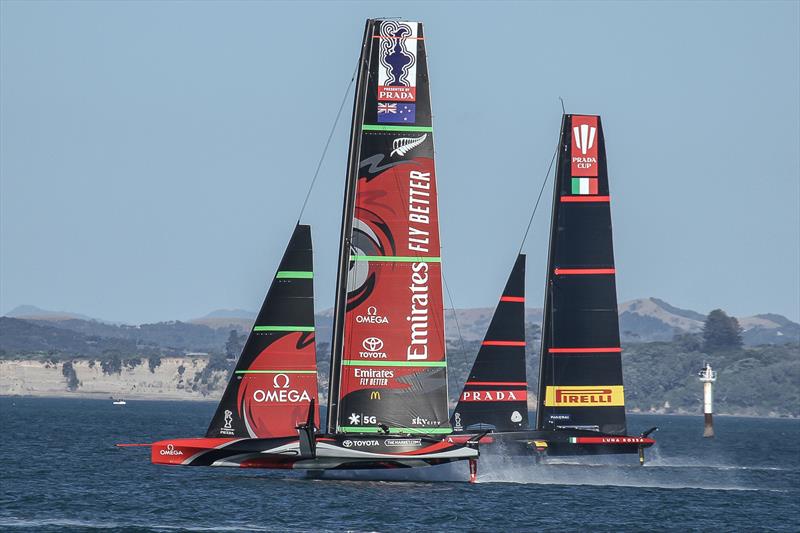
top-left (544, 385), bottom-right (625, 407)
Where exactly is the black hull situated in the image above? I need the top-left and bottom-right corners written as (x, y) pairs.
top-left (453, 430), bottom-right (655, 458)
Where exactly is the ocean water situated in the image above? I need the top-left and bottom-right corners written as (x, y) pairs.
top-left (0, 397), bottom-right (797, 532)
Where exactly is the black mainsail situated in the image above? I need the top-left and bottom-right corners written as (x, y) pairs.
top-left (451, 255), bottom-right (528, 433)
top-left (535, 114), bottom-right (627, 436)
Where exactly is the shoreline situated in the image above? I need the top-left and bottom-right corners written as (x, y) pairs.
top-left (1, 393), bottom-right (796, 419)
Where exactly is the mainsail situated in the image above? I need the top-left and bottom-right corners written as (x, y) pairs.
top-left (535, 115), bottom-right (627, 435)
top-left (207, 224), bottom-right (319, 439)
top-left (451, 254), bottom-right (528, 433)
top-left (327, 19), bottom-right (450, 435)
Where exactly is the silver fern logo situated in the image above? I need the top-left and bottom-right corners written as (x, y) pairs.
top-left (391, 133), bottom-right (427, 157)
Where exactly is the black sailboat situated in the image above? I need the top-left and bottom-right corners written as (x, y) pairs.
top-left (122, 19), bottom-right (480, 474)
top-left (452, 115), bottom-right (656, 462)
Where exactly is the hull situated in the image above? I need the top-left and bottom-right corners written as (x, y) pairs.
top-left (150, 434), bottom-right (477, 470)
top-left (450, 430), bottom-right (655, 458)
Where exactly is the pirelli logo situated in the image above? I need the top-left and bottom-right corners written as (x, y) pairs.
top-left (544, 385), bottom-right (625, 407)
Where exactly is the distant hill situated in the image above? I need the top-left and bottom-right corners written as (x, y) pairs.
top-left (0, 317), bottom-right (163, 358)
top-left (4, 298), bottom-right (798, 358)
top-left (5, 305), bottom-right (97, 322)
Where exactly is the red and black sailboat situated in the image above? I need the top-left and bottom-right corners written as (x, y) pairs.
top-left (125, 19), bottom-right (478, 472)
top-left (452, 115), bottom-right (656, 462)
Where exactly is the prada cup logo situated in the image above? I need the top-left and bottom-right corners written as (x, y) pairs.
top-left (273, 373), bottom-right (290, 389)
top-left (573, 123), bottom-right (597, 155)
top-left (223, 409), bottom-right (233, 429)
top-left (159, 443), bottom-right (184, 456)
top-left (362, 337), bottom-right (384, 352)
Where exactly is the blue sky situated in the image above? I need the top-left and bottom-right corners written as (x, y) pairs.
top-left (1, 1), bottom-right (798, 323)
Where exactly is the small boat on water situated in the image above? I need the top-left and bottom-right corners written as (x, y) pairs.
top-left (111, 398), bottom-right (126, 405)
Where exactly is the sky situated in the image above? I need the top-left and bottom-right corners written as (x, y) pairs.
top-left (1, 1), bottom-right (798, 324)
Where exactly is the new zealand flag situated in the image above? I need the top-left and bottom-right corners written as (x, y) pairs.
top-left (377, 103), bottom-right (416, 124)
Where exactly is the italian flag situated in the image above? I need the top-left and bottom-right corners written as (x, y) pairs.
top-left (571, 177), bottom-right (598, 195)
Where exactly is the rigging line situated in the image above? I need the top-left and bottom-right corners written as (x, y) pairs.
top-left (442, 273), bottom-right (470, 390)
top-left (297, 63), bottom-right (358, 223)
top-left (559, 96), bottom-right (566, 115)
top-left (517, 142), bottom-right (558, 255)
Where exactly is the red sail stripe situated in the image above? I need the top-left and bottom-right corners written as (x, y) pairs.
top-left (481, 340), bottom-right (526, 347)
top-left (554, 268), bottom-right (616, 275)
top-left (500, 296), bottom-right (525, 302)
top-left (549, 347), bottom-right (622, 354)
top-left (465, 381), bottom-right (527, 386)
top-left (560, 195), bottom-right (610, 202)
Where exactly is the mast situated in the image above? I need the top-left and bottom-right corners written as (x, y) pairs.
top-left (535, 115), bottom-right (627, 436)
top-left (535, 116), bottom-right (567, 431)
top-left (327, 20), bottom-right (373, 434)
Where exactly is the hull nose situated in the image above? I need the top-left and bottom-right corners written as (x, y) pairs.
top-left (151, 440), bottom-right (190, 465)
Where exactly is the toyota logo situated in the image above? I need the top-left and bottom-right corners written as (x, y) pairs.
top-left (343, 440), bottom-right (353, 448)
top-left (362, 337), bottom-right (383, 352)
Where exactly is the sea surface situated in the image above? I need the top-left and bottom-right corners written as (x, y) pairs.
top-left (0, 397), bottom-right (797, 532)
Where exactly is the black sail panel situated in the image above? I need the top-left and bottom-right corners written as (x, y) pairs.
top-left (206, 224), bottom-right (319, 439)
top-left (451, 255), bottom-right (528, 433)
top-left (536, 115), bottom-right (627, 435)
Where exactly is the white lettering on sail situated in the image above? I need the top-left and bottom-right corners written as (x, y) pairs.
top-left (408, 171), bottom-right (430, 252)
top-left (407, 262), bottom-right (429, 360)
top-left (407, 170), bottom-right (431, 361)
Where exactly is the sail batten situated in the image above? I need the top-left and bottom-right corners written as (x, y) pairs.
top-left (536, 115), bottom-right (627, 436)
top-left (328, 19), bottom-right (451, 435)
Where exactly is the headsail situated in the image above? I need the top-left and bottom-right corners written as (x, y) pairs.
top-left (451, 254), bottom-right (528, 433)
top-left (535, 115), bottom-right (627, 435)
top-left (327, 19), bottom-right (450, 435)
top-left (206, 224), bottom-right (319, 439)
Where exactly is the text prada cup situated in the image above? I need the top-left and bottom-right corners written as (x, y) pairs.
top-left (572, 155), bottom-right (598, 170)
top-left (407, 170), bottom-right (432, 361)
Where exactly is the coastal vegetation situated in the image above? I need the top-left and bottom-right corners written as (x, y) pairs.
top-left (1, 306), bottom-right (798, 417)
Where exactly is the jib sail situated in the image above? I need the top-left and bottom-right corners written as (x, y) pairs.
top-left (535, 115), bottom-right (627, 435)
top-left (327, 19), bottom-right (450, 435)
top-left (207, 224), bottom-right (319, 439)
top-left (451, 254), bottom-right (528, 433)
